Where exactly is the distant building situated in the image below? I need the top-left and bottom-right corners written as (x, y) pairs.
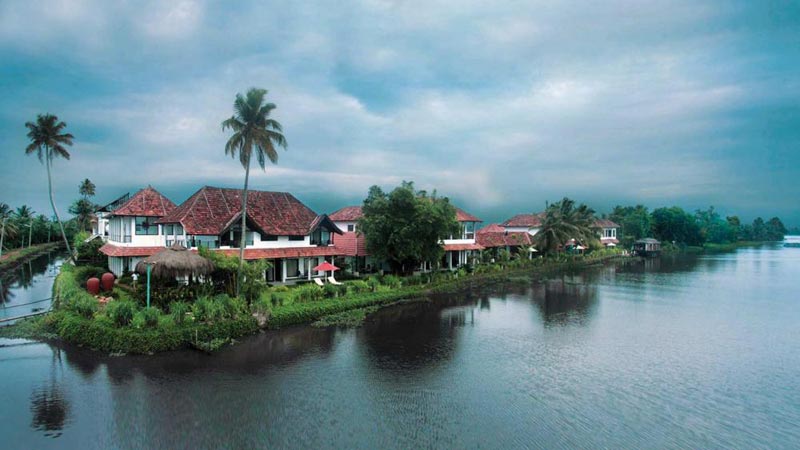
top-left (594, 219), bottom-right (620, 247)
top-left (633, 238), bottom-right (661, 257)
top-left (501, 213), bottom-right (545, 236)
top-left (476, 223), bottom-right (533, 258)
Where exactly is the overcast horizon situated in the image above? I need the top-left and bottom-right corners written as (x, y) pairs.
top-left (1, 1), bottom-right (798, 227)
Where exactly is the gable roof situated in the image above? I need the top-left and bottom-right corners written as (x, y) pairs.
top-left (594, 218), bottom-right (620, 228)
top-left (157, 186), bottom-right (333, 236)
top-left (329, 206), bottom-right (363, 222)
top-left (455, 207), bottom-right (481, 223)
top-left (501, 213), bottom-right (544, 228)
top-left (112, 187), bottom-right (176, 217)
top-left (476, 223), bottom-right (533, 248)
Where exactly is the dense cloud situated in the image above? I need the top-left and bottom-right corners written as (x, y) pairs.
top-left (1, 0), bottom-right (798, 225)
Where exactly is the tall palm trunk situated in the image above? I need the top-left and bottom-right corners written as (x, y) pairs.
top-left (46, 153), bottom-right (74, 263)
top-left (236, 154), bottom-right (251, 298)
top-left (28, 221), bottom-right (33, 248)
top-left (0, 217), bottom-right (6, 259)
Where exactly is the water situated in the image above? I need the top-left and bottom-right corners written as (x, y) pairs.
top-left (0, 250), bottom-right (64, 322)
top-left (1, 243), bottom-right (799, 449)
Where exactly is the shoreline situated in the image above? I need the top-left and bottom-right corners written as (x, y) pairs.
top-left (1, 254), bottom-right (627, 355)
top-left (0, 242), bottom-right (63, 273)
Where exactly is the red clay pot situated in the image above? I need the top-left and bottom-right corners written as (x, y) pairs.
top-left (87, 277), bottom-right (100, 295)
top-left (101, 273), bottom-right (115, 292)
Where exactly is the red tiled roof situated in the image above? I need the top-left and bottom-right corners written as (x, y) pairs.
top-left (594, 219), bottom-right (620, 228)
top-left (501, 213), bottom-right (544, 228)
top-left (600, 237), bottom-right (620, 245)
top-left (333, 232), bottom-right (369, 256)
top-left (112, 186), bottom-right (176, 217)
top-left (215, 246), bottom-right (341, 260)
top-left (329, 206), bottom-right (363, 222)
top-left (99, 244), bottom-right (164, 257)
top-left (157, 186), bottom-right (325, 236)
top-left (455, 207), bottom-right (481, 223)
top-left (443, 243), bottom-right (484, 251)
top-left (476, 224), bottom-right (533, 248)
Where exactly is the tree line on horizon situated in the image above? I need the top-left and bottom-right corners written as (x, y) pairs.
top-left (607, 205), bottom-right (788, 248)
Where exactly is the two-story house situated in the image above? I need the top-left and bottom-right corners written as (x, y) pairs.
top-left (155, 186), bottom-right (342, 283)
top-left (594, 219), bottom-right (620, 247)
top-left (501, 213), bottom-right (545, 235)
top-left (99, 186), bottom-right (177, 275)
top-left (442, 208), bottom-right (483, 269)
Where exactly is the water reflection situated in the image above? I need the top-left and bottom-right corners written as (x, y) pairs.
top-left (29, 348), bottom-right (70, 438)
top-left (529, 276), bottom-right (599, 326)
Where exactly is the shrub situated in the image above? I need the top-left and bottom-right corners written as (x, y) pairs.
top-left (366, 276), bottom-right (382, 292)
top-left (381, 275), bottom-right (401, 289)
top-left (72, 296), bottom-right (98, 318)
top-left (107, 300), bottom-right (137, 327)
top-left (323, 283), bottom-right (340, 298)
top-left (347, 280), bottom-right (370, 294)
top-left (293, 284), bottom-right (323, 303)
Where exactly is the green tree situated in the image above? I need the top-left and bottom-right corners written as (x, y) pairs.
top-left (222, 88), bottom-right (287, 298)
top-left (650, 206), bottom-right (703, 245)
top-left (765, 217), bottom-right (787, 241)
top-left (15, 205), bottom-right (34, 248)
top-left (534, 197), bottom-right (597, 254)
top-left (726, 216), bottom-right (742, 241)
top-left (359, 181), bottom-right (460, 274)
top-left (79, 178), bottom-right (96, 200)
top-left (751, 217), bottom-right (766, 241)
top-left (69, 198), bottom-right (96, 232)
top-left (609, 205), bottom-right (651, 247)
top-left (695, 206), bottom-right (733, 244)
top-left (0, 203), bottom-right (18, 257)
top-left (24, 113), bottom-right (75, 262)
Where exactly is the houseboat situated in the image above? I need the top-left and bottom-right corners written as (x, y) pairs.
top-left (633, 238), bottom-right (661, 257)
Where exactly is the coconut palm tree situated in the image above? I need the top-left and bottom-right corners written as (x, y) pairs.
top-left (79, 178), bottom-right (95, 200)
top-left (222, 88), bottom-right (287, 297)
top-left (15, 205), bottom-right (34, 248)
top-left (25, 114), bottom-right (75, 262)
top-left (535, 197), bottom-right (597, 254)
top-left (0, 202), bottom-right (18, 258)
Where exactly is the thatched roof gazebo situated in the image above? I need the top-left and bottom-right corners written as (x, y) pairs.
top-left (135, 243), bottom-right (215, 278)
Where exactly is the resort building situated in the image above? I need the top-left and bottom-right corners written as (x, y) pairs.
top-left (595, 219), bottom-right (620, 247)
top-left (99, 186), bottom-right (177, 275)
top-left (91, 192), bottom-right (130, 239)
top-left (442, 208), bottom-right (484, 269)
top-left (330, 204), bottom-right (484, 272)
top-left (329, 206), bottom-right (387, 274)
top-left (155, 186), bottom-right (343, 283)
top-left (476, 223), bottom-right (534, 258)
top-left (501, 213), bottom-right (545, 235)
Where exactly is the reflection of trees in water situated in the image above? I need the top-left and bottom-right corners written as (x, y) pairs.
top-left (0, 277), bottom-right (14, 304)
top-left (530, 276), bottom-right (599, 326)
top-left (361, 295), bottom-right (477, 373)
top-left (1, 251), bottom-right (60, 304)
top-left (617, 254), bottom-right (705, 275)
top-left (30, 347), bottom-right (70, 438)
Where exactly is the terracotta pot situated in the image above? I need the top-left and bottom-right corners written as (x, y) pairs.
top-left (101, 273), bottom-right (115, 292)
top-left (87, 277), bottom-right (101, 295)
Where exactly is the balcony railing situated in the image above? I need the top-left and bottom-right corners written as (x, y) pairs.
top-left (109, 234), bottom-right (132, 243)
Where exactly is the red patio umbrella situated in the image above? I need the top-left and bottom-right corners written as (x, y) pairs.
top-left (313, 261), bottom-right (339, 273)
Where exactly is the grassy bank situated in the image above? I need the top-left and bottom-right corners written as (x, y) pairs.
top-left (2, 252), bottom-right (625, 355)
top-left (0, 242), bottom-right (62, 271)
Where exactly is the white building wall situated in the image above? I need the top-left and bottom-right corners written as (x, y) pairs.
top-left (503, 226), bottom-right (540, 236)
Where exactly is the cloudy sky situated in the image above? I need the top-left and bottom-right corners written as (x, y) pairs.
top-left (1, 0), bottom-right (798, 226)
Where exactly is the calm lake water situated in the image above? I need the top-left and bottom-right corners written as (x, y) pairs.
top-left (1, 242), bottom-right (799, 449)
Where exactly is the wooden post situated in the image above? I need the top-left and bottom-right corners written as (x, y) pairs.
top-left (146, 263), bottom-right (152, 308)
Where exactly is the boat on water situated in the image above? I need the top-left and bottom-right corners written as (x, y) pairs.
top-left (784, 236), bottom-right (800, 248)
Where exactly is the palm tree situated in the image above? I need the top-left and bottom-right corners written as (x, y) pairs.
top-left (222, 88), bottom-right (287, 297)
top-left (69, 199), bottom-right (95, 232)
top-left (0, 202), bottom-right (18, 258)
top-left (535, 197), bottom-right (597, 254)
top-left (25, 114), bottom-right (75, 262)
top-left (15, 205), bottom-right (34, 248)
top-left (79, 178), bottom-right (95, 200)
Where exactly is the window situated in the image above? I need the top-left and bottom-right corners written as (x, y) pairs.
top-left (464, 222), bottom-right (475, 239)
top-left (190, 235), bottom-right (219, 249)
top-left (289, 236), bottom-right (305, 241)
top-left (285, 259), bottom-right (300, 277)
top-left (135, 216), bottom-right (158, 235)
top-left (263, 234), bottom-right (278, 241)
top-left (347, 224), bottom-right (355, 232)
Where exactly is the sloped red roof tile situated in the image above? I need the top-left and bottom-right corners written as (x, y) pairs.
top-left (99, 244), bottom-right (164, 257)
top-left (455, 207), bottom-right (481, 223)
top-left (501, 213), bottom-right (545, 228)
top-left (476, 224), bottom-right (533, 248)
top-left (112, 186), bottom-right (176, 217)
top-left (157, 186), bottom-right (325, 236)
top-left (215, 246), bottom-right (341, 260)
top-left (329, 206), bottom-right (363, 222)
top-left (594, 219), bottom-right (620, 228)
top-left (332, 232), bottom-right (369, 256)
top-left (443, 243), bottom-right (484, 251)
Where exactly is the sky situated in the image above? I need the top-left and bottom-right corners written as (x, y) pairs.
top-left (1, 0), bottom-right (798, 226)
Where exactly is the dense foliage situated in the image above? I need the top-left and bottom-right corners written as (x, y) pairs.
top-left (359, 181), bottom-right (460, 274)
top-left (535, 197), bottom-right (597, 254)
